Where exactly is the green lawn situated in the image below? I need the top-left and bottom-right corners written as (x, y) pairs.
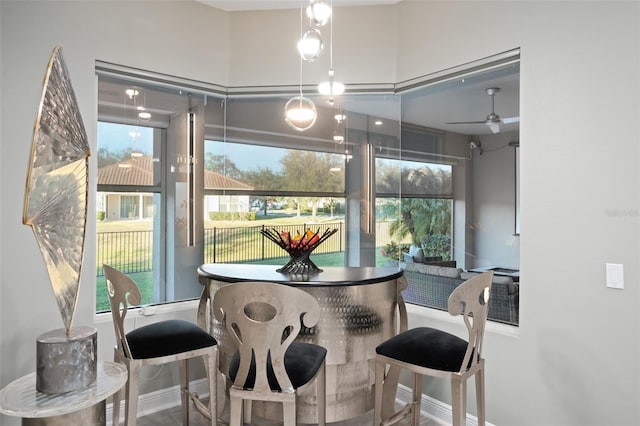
top-left (96, 271), bottom-right (153, 312)
top-left (96, 211), bottom-right (342, 232)
top-left (96, 214), bottom-right (395, 311)
top-left (96, 250), bottom-right (391, 312)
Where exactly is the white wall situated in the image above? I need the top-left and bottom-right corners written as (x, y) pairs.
top-left (397, 2), bottom-right (639, 425)
top-left (471, 131), bottom-right (520, 269)
top-left (227, 5), bottom-right (398, 86)
top-left (0, 3), bottom-right (231, 425)
top-left (1, 2), bottom-right (639, 426)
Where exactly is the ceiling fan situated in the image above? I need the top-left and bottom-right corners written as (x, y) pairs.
top-left (447, 87), bottom-right (519, 134)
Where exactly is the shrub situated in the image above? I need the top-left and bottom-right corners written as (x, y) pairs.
top-left (97, 211), bottom-right (106, 221)
top-left (420, 234), bottom-right (451, 260)
top-left (380, 241), bottom-right (410, 261)
top-left (208, 211), bottom-right (257, 221)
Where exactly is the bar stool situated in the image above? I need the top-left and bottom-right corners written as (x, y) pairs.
top-left (374, 271), bottom-right (493, 426)
top-left (212, 282), bottom-right (326, 426)
top-left (103, 264), bottom-right (218, 425)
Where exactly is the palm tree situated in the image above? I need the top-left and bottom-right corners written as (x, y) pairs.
top-left (389, 198), bottom-right (451, 248)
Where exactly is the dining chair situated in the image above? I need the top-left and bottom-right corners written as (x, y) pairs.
top-left (103, 264), bottom-right (218, 426)
top-left (373, 271), bottom-right (493, 426)
top-left (212, 282), bottom-right (326, 426)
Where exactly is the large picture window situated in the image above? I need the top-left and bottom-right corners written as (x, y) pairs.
top-left (375, 157), bottom-right (453, 263)
top-left (96, 121), bottom-right (161, 311)
top-left (96, 52), bottom-right (519, 326)
top-left (203, 140), bottom-right (347, 266)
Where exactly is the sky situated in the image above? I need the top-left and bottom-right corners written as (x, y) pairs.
top-left (98, 122), bottom-right (449, 173)
top-left (98, 121), bottom-right (285, 171)
top-left (98, 122), bottom-right (153, 155)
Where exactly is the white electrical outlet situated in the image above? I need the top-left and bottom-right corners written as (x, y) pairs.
top-left (606, 263), bottom-right (624, 290)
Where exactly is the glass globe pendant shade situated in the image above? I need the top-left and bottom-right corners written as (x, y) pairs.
top-left (318, 80), bottom-right (345, 96)
top-left (318, 68), bottom-right (345, 96)
top-left (306, 1), bottom-right (331, 27)
top-left (285, 95), bottom-right (317, 131)
top-left (297, 28), bottom-right (323, 62)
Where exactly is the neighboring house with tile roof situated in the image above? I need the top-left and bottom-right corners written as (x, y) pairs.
top-left (97, 156), bottom-right (253, 220)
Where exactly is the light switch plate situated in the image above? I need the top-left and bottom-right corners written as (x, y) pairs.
top-left (606, 263), bottom-right (624, 290)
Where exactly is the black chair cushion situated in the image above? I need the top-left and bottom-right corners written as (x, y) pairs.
top-left (126, 319), bottom-right (216, 359)
top-left (229, 342), bottom-right (327, 391)
top-left (376, 327), bottom-right (469, 372)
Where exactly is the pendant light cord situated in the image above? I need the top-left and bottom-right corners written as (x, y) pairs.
top-left (328, 0), bottom-right (336, 104)
top-left (299, 2), bottom-right (304, 98)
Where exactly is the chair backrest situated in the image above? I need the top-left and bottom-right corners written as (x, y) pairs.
top-left (212, 282), bottom-right (320, 393)
top-left (103, 264), bottom-right (141, 359)
top-left (447, 271), bottom-right (493, 373)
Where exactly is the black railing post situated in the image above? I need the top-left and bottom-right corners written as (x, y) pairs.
top-left (213, 227), bottom-right (217, 263)
top-left (261, 224), bottom-right (265, 260)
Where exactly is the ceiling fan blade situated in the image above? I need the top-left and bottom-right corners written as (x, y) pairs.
top-left (448, 88), bottom-right (517, 132)
top-left (446, 120), bottom-right (486, 125)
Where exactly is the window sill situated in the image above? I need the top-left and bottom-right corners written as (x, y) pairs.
top-left (405, 303), bottom-right (520, 338)
top-left (94, 298), bottom-right (200, 324)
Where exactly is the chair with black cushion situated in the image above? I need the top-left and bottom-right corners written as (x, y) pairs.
top-left (374, 271), bottom-right (493, 426)
top-left (103, 264), bottom-right (217, 426)
top-left (212, 282), bottom-right (326, 426)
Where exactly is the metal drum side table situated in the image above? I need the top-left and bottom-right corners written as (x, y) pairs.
top-left (0, 361), bottom-right (127, 425)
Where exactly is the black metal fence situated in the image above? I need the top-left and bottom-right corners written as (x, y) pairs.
top-left (97, 230), bottom-right (153, 275)
top-left (204, 222), bottom-right (345, 264)
top-left (97, 220), bottom-right (400, 275)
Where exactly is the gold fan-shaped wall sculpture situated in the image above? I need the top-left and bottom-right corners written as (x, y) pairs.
top-left (23, 46), bottom-right (90, 335)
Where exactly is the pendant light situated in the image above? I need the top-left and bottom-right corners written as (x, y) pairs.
top-left (332, 106), bottom-right (345, 144)
top-left (285, 95), bottom-right (317, 131)
top-left (286, 3), bottom-right (317, 131)
top-left (297, 28), bottom-right (323, 62)
top-left (317, 0), bottom-right (344, 102)
top-left (306, 0), bottom-right (331, 27)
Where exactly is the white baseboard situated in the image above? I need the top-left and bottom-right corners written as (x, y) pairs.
top-left (106, 378), bottom-right (209, 425)
top-left (395, 383), bottom-right (495, 426)
top-left (107, 379), bottom-right (494, 426)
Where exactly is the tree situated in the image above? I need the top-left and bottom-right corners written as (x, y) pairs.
top-left (280, 151), bottom-right (344, 218)
top-left (375, 161), bottom-right (401, 193)
top-left (377, 199), bottom-right (400, 220)
top-left (97, 147), bottom-right (144, 168)
top-left (281, 151), bottom-right (343, 191)
top-left (376, 162), bottom-right (452, 195)
top-left (377, 162), bottom-right (452, 254)
top-left (205, 153), bottom-right (242, 179)
top-left (390, 198), bottom-right (451, 247)
top-left (242, 167), bottom-right (284, 191)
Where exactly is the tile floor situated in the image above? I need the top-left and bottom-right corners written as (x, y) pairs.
top-left (134, 399), bottom-right (440, 426)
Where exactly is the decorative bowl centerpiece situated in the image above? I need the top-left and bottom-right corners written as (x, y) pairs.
top-left (260, 227), bottom-right (338, 274)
